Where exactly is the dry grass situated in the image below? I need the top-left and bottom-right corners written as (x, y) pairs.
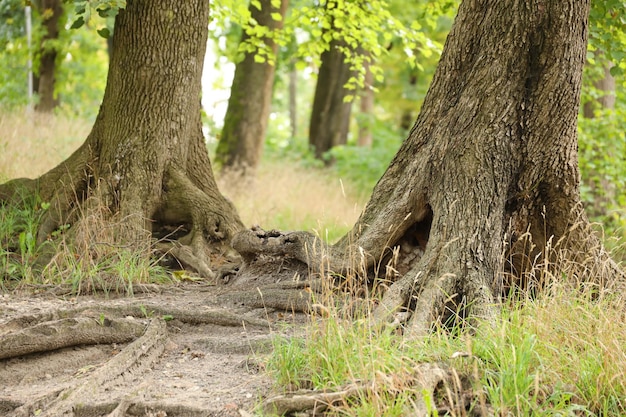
top-left (0, 110), bottom-right (91, 181)
top-left (217, 164), bottom-right (364, 243)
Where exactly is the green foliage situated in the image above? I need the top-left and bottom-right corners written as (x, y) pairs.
top-left (589, 0), bottom-right (626, 77)
top-left (268, 284), bottom-right (626, 415)
top-left (0, 192), bottom-right (46, 286)
top-left (0, 0), bottom-right (25, 45)
top-left (0, 2), bottom-right (109, 116)
top-left (0, 0), bottom-right (41, 108)
top-left (211, 0), bottom-right (451, 91)
top-left (55, 26), bottom-right (110, 117)
top-left (577, 99), bottom-right (626, 256)
top-left (0, 192), bottom-right (171, 294)
top-left (329, 122), bottom-right (404, 196)
top-left (69, 0), bottom-right (125, 37)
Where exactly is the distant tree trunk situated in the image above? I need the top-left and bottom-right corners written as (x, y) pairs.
top-left (1, 0), bottom-right (243, 278)
top-left (581, 59), bottom-right (616, 221)
top-left (35, 0), bottom-right (62, 113)
top-left (233, 0), bottom-right (625, 336)
top-left (357, 58), bottom-right (374, 147)
top-left (288, 60), bottom-right (298, 139)
top-left (583, 60), bottom-right (615, 118)
top-left (215, 0), bottom-right (288, 176)
top-left (309, 38), bottom-right (355, 160)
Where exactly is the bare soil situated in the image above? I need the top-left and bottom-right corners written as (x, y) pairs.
top-left (0, 283), bottom-right (308, 417)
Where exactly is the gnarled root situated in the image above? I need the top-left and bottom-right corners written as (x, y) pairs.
top-left (259, 362), bottom-right (457, 416)
top-left (154, 167), bottom-right (244, 279)
top-left (12, 318), bottom-right (168, 417)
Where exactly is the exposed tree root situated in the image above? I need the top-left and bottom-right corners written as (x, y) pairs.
top-left (232, 227), bottom-right (339, 273)
top-left (0, 316), bottom-right (147, 360)
top-left (74, 401), bottom-right (214, 417)
top-left (12, 318), bottom-right (168, 417)
top-left (218, 287), bottom-right (313, 313)
top-left (153, 166), bottom-right (245, 279)
top-left (0, 302), bottom-right (270, 342)
top-left (259, 362), bottom-right (457, 416)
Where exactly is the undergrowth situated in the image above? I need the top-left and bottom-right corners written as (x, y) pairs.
top-left (267, 269), bottom-right (626, 416)
top-left (0, 191), bottom-right (172, 295)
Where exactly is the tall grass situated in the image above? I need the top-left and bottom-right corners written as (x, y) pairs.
top-left (268, 266), bottom-right (626, 416)
top-left (0, 110), bottom-right (91, 181)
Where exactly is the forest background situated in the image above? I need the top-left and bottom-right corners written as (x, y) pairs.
top-left (1, 1), bottom-right (626, 415)
top-left (1, 0), bottom-right (624, 254)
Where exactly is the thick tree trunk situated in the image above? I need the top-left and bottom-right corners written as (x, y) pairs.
top-left (308, 38), bottom-right (355, 160)
top-left (1, 0), bottom-right (243, 278)
top-left (233, 0), bottom-right (625, 335)
top-left (34, 0), bottom-right (62, 113)
top-left (215, 0), bottom-right (288, 176)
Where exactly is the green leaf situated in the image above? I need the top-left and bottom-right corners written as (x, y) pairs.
top-left (70, 17), bottom-right (85, 30)
top-left (609, 65), bottom-right (623, 77)
top-left (97, 27), bottom-right (111, 38)
top-left (97, 7), bottom-right (112, 18)
top-left (271, 12), bottom-right (282, 21)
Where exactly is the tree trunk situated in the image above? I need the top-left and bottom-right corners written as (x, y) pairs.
top-left (583, 60), bottom-right (615, 118)
top-left (288, 60), bottom-right (298, 139)
top-left (215, 0), bottom-right (288, 176)
top-left (1, 0), bottom-right (243, 278)
top-left (308, 38), bottom-right (355, 160)
top-left (34, 0), bottom-right (62, 113)
top-left (233, 0), bottom-right (625, 335)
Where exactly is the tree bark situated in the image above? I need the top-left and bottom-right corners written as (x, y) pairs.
top-left (34, 0), bottom-right (62, 113)
top-left (1, 0), bottom-right (243, 278)
top-left (215, 0), bottom-right (288, 176)
top-left (308, 38), bottom-right (355, 161)
top-left (233, 0), bottom-right (625, 335)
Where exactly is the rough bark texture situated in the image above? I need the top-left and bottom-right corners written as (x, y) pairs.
top-left (309, 38), bottom-right (355, 160)
top-left (0, 0), bottom-right (243, 278)
top-left (234, 0), bottom-right (625, 335)
top-left (34, 0), bottom-right (62, 113)
top-left (215, 0), bottom-right (288, 175)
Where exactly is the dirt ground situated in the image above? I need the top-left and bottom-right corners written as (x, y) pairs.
top-left (0, 282), bottom-right (310, 417)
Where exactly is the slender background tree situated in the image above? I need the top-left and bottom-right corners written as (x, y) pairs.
top-left (215, 0), bottom-right (288, 175)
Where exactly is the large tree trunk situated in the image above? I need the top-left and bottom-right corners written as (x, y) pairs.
top-left (1, 0), bottom-right (243, 278)
top-left (215, 0), bottom-right (288, 176)
top-left (308, 38), bottom-right (355, 160)
top-left (233, 0), bottom-right (625, 335)
top-left (34, 0), bottom-right (62, 113)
